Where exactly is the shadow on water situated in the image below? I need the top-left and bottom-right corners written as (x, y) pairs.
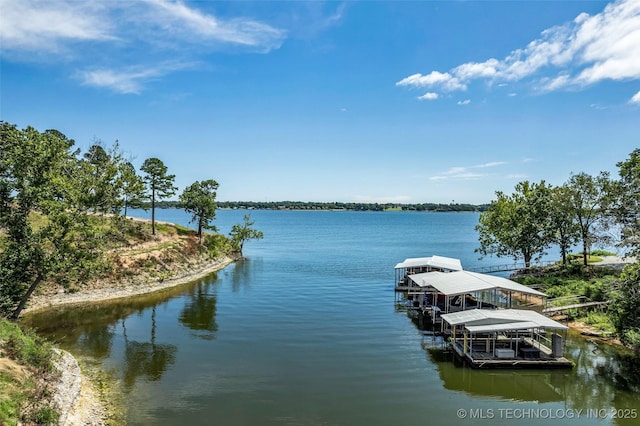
top-left (412, 310), bottom-right (640, 424)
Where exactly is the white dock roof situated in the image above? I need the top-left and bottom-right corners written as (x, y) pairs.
top-left (441, 309), bottom-right (568, 333)
top-left (394, 255), bottom-right (463, 271)
top-left (408, 270), bottom-right (547, 298)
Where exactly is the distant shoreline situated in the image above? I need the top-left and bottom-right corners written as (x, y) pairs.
top-left (142, 201), bottom-right (489, 213)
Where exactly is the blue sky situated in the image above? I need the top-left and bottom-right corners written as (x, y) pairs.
top-left (1, 0), bottom-right (639, 204)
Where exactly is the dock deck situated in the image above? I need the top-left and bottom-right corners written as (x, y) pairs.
top-left (449, 341), bottom-right (573, 369)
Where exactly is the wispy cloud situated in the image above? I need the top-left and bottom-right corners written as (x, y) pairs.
top-left (76, 62), bottom-right (192, 94)
top-left (630, 90), bottom-right (640, 104)
top-left (139, 0), bottom-right (285, 51)
top-left (457, 99), bottom-right (471, 105)
top-left (429, 161), bottom-right (506, 181)
top-left (0, 0), bottom-right (285, 92)
top-left (0, 0), bottom-right (114, 52)
top-left (397, 0), bottom-right (640, 101)
top-left (1, 0), bottom-right (285, 53)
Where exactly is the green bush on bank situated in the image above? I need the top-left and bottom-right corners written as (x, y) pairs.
top-left (513, 265), bottom-right (620, 333)
top-left (0, 319), bottom-right (59, 425)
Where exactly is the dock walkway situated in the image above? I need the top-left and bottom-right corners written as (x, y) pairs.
top-left (542, 300), bottom-right (610, 314)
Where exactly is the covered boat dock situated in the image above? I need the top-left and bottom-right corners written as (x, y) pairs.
top-left (407, 270), bottom-right (547, 324)
top-left (440, 309), bottom-right (572, 369)
top-left (394, 255), bottom-right (462, 296)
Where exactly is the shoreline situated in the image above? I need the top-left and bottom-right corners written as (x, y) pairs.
top-left (24, 254), bottom-right (238, 315)
top-left (26, 254), bottom-right (238, 426)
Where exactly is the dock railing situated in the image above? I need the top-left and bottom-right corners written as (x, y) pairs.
top-left (468, 260), bottom-right (557, 275)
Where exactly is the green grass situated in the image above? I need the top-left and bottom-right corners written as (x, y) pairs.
top-left (566, 250), bottom-right (617, 264)
top-left (0, 321), bottom-right (55, 373)
top-left (590, 249), bottom-right (617, 257)
top-left (0, 372), bottom-right (26, 426)
top-left (154, 222), bottom-right (195, 237)
top-left (579, 311), bottom-right (616, 336)
top-left (0, 319), bottom-right (59, 425)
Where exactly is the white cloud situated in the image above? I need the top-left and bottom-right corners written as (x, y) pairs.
top-left (0, 0), bottom-right (114, 51)
top-left (0, 0), bottom-right (286, 93)
top-left (477, 161), bottom-right (506, 168)
top-left (457, 99), bottom-right (471, 105)
top-left (454, 59), bottom-right (500, 80)
top-left (397, 0), bottom-right (640, 101)
top-left (140, 0), bottom-right (285, 51)
top-left (507, 174), bottom-right (529, 179)
top-left (429, 161), bottom-right (505, 181)
top-left (396, 71), bottom-right (466, 92)
top-left (0, 0), bottom-right (285, 54)
top-left (630, 90), bottom-right (640, 104)
top-left (417, 92), bottom-right (439, 100)
top-left (77, 62), bottom-right (191, 94)
top-left (429, 172), bottom-right (485, 181)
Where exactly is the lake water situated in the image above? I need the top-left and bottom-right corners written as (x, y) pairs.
top-left (24, 209), bottom-right (640, 425)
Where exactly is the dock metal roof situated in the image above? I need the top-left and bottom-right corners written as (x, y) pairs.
top-left (394, 255), bottom-right (463, 271)
top-left (441, 309), bottom-right (568, 333)
top-left (408, 270), bottom-right (547, 298)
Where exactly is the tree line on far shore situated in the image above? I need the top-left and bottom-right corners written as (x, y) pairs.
top-left (0, 122), bottom-right (262, 319)
top-left (146, 200), bottom-right (490, 212)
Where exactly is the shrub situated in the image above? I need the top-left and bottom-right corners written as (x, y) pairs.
top-left (0, 320), bottom-right (55, 374)
top-left (0, 320), bottom-right (59, 425)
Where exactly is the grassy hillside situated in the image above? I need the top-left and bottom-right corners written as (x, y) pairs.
top-left (28, 214), bottom-right (236, 299)
top-left (0, 319), bottom-right (59, 425)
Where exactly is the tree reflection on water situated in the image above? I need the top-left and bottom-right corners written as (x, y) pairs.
top-left (22, 272), bottom-right (222, 392)
top-left (425, 330), bottom-right (640, 425)
top-left (179, 282), bottom-right (218, 340)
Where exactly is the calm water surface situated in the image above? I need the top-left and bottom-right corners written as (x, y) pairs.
top-left (25, 210), bottom-right (640, 425)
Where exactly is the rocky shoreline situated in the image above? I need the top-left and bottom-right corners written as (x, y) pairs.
top-left (25, 255), bottom-right (237, 314)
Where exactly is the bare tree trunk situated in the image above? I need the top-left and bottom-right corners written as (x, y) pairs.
top-left (10, 272), bottom-right (44, 320)
top-left (151, 187), bottom-right (156, 235)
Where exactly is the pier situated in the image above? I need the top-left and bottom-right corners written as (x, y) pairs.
top-left (542, 295), bottom-right (611, 315)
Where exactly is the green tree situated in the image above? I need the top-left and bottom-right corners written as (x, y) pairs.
top-left (77, 141), bottom-right (123, 213)
top-left (0, 122), bottom-right (104, 319)
top-left (179, 179), bottom-right (219, 242)
top-left (140, 158), bottom-right (176, 235)
top-left (610, 263), bottom-right (640, 350)
top-left (613, 149), bottom-right (640, 257)
top-left (229, 214), bottom-right (264, 256)
top-left (549, 185), bottom-right (581, 267)
top-left (565, 172), bottom-right (613, 266)
top-left (608, 150), bottom-right (640, 351)
top-left (118, 161), bottom-right (146, 218)
top-left (475, 181), bottom-right (553, 267)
